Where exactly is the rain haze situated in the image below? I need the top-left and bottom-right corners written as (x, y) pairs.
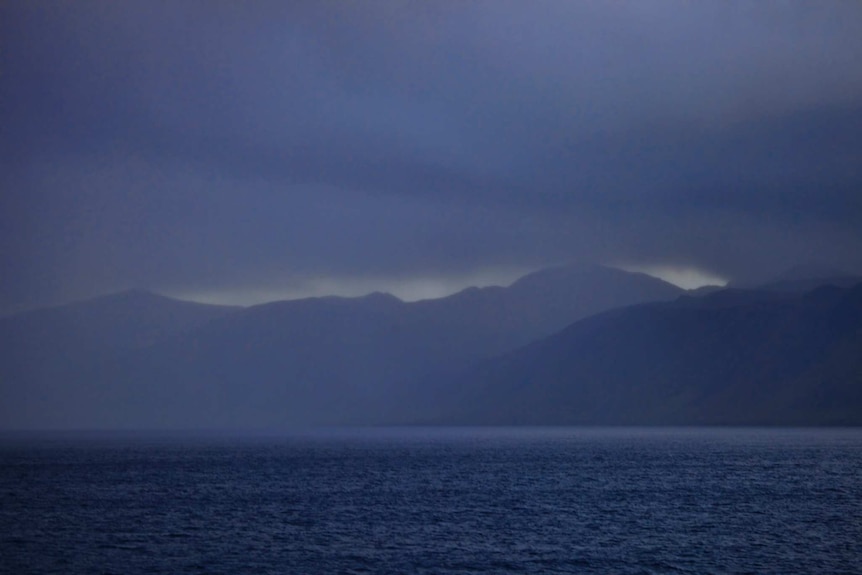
top-left (2, 1), bottom-right (862, 313)
top-left (4, 7), bottom-right (862, 570)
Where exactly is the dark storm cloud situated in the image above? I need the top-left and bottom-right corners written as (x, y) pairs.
top-left (2, 1), bottom-right (862, 311)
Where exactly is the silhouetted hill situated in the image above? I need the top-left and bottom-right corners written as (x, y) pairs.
top-left (404, 264), bottom-right (684, 365)
top-left (1, 289), bottom-right (242, 350)
top-left (0, 265), bottom-right (683, 429)
top-left (0, 291), bottom-right (242, 428)
top-left (436, 283), bottom-right (862, 425)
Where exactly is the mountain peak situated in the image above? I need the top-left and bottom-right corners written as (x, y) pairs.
top-left (509, 263), bottom-right (610, 289)
top-left (509, 263), bottom-right (681, 294)
top-left (359, 291), bottom-right (403, 304)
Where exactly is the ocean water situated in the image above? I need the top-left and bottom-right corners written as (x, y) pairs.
top-left (1, 427), bottom-right (860, 574)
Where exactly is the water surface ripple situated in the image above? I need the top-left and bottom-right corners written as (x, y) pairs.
top-left (1, 427), bottom-right (860, 574)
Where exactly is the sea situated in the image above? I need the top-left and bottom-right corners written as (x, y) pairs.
top-left (1, 427), bottom-right (860, 574)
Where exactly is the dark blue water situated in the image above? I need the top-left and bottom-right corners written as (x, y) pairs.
top-left (1, 427), bottom-right (861, 574)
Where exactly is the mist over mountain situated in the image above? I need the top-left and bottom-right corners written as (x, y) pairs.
top-left (3, 8), bottom-right (860, 572)
top-left (0, 264), bottom-right (682, 429)
top-left (3, 262), bottom-right (860, 429)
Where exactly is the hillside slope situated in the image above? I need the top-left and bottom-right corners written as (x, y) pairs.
top-left (437, 283), bottom-right (862, 425)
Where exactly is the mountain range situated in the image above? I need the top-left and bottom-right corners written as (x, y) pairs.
top-left (0, 264), bottom-right (682, 428)
top-left (1, 264), bottom-right (860, 429)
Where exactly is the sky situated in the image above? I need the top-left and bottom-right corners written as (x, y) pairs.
top-left (2, 1), bottom-right (862, 313)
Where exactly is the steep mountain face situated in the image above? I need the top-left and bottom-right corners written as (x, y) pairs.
top-left (438, 283), bottom-right (862, 426)
top-left (0, 265), bottom-right (683, 429)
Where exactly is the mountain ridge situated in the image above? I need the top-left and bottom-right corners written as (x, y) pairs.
top-left (4, 266), bottom-right (860, 429)
top-left (0, 264), bottom-right (684, 429)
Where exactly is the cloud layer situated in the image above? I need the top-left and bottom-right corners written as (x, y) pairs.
top-left (2, 1), bottom-right (862, 311)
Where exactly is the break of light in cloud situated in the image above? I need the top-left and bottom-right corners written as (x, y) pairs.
top-left (614, 264), bottom-right (728, 290)
top-left (168, 266), bottom-right (535, 307)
